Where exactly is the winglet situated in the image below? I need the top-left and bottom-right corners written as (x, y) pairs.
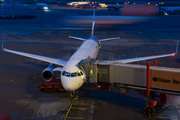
top-left (2, 36), bottom-right (6, 51)
top-left (175, 41), bottom-right (178, 54)
top-left (172, 41), bottom-right (178, 56)
top-left (91, 10), bottom-right (95, 38)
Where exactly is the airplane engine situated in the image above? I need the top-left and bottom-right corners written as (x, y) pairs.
top-left (42, 67), bottom-right (54, 81)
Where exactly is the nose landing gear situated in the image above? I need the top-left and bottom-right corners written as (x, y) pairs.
top-left (70, 90), bottom-right (79, 98)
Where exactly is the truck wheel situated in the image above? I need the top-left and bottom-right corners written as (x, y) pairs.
top-left (55, 89), bottom-right (59, 92)
top-left (41, 88), bottom-right (45, 92)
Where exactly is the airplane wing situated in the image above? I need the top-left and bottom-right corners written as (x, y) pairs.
top-left (99, 41), bottom-right (178, 64)
top-left (99, 37), bottom-right (120, 42)
top-left (2, 37), bottom-right (66, 66)
top-left (69, 36), bottom-right (87, 41)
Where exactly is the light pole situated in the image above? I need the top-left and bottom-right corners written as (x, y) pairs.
top-left (11, 0), bottom-right (14, 18)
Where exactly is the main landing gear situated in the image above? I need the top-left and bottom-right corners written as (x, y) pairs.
top-left (70, 90), bottom-right (79, 98)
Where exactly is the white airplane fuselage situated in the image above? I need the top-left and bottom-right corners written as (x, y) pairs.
top-left (61, 37), bottom-right (99, 92)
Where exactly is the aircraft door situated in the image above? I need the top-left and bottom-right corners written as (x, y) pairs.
top-left (79, 66), bottom-right (86, 82)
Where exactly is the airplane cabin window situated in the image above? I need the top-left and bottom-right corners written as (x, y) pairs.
top-left (71, 72), bottom-right (77, 77)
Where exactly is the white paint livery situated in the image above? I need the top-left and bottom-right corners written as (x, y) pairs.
top-left (61, 38), bottom-right (99, 91)
top-left (2, 11), bottom-right (178, 93)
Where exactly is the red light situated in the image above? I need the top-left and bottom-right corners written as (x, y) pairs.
top-left (98, 85), bottom-right (101, 88)
top-left (172, 54), bottom-right (175, 56)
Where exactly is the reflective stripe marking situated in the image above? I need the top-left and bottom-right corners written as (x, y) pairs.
top-left (66, 117), bottom-right (85, 119)
top-left (71, 107), bottom-right (88, 109)
top-left (64, 98), bottom-right (77, 120)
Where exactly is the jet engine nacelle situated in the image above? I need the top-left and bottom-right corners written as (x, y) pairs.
top-left (42, 67), bottom-right (54, 81)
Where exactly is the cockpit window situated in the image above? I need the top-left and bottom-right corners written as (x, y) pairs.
top-left (62, 71), bottom-right (65, 75)
top-left (78, 71), bottom-right (83, 76)
top-left (62, 70), bottom-right (83, 77)
top-left (77, 72), bottom-right (81, 76)
top-left (71, 72), bottom-right (77, 77)
top-left (80, 71), bottom-right (83, 75)
top-left (65, 72), bottom-right (70, 77)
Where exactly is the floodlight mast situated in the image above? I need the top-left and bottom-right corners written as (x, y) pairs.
top-left (11, 0), bottom-right (14, 18)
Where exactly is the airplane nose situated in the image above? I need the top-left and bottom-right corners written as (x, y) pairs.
top-left (61, 76), bottom-right (83, 92)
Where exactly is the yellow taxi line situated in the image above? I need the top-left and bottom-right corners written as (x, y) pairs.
top-left (66, 117), bottom-right (85, 119)
top-left (71, 107), bottom-right (88, 109)
top-left (64, 98), bottom-right (77, 120)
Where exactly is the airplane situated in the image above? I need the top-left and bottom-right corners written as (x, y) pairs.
top-left (36, 3), bottom-right (50, 10)
top-left (155, 6), bottom-right (180, 15)
top-left (107, 4), bottom-right (125, 11)
top-left (67, 2), bottom-right (89, 7)
top-left (2, 10), bottom-right (178, 98)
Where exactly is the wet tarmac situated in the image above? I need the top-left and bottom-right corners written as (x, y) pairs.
top-left (0, 2), bottom-right (180, 120)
